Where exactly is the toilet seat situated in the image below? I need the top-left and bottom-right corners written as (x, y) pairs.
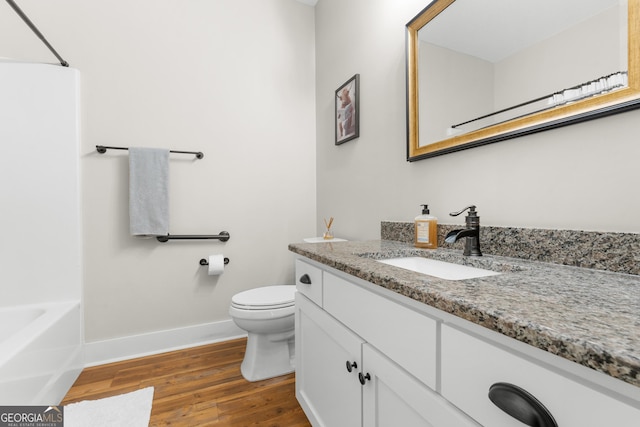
top-left (231, 285), bottom-right (295, 310)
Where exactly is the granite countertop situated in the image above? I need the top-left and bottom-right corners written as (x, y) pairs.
top-left (288, 239), bottom-right (640, 388)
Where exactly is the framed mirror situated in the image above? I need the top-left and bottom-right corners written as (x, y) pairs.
top-left (406, 0), bottom-right (640, 161)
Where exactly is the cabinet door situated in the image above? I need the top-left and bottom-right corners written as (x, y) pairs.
top-left (362, 344), bottom-right (480, 427)
top-left (295, 293), bottom-right (363, 427)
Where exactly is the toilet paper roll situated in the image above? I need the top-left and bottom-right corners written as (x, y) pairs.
top-left (208, 254), bottom-right (225, 276)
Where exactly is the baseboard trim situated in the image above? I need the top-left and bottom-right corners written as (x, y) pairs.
top-left (84, 319), bottom-right (246, 367)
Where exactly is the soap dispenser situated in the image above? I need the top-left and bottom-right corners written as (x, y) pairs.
top-left (414, 204), bottom-right (437, 249)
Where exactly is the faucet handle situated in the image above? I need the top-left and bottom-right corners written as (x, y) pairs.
top-left (449, 205), bottom-right (477, 217)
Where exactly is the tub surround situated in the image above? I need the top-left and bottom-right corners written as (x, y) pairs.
top-left (1, 61), bottom-right (82, 405)
top-left (288, 238), bottom-right (640, 388)
top-left (382, 221), bottom-right (640, 275)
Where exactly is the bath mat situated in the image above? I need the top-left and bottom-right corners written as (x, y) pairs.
top-left (64, 387), bottom-right (154, 427)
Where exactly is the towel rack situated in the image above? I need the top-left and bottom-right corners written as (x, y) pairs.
top-left (157, 231), bottom-right (230, 243)
top-left (96, 145), bottom-right (204, 159)
top-left (199, 258), bottom-right (230, 266)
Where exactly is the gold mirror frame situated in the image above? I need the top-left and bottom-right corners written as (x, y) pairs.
top-left (406, 0), bottom-right (640, 161)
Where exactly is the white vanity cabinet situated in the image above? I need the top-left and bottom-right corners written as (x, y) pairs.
top-left (293, 255), bottom-right (640, 427)
top-left (294, 259), bottom-right (479, 427)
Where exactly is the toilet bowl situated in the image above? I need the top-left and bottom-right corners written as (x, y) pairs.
top-left (229, 285), bottom-right (296, 382)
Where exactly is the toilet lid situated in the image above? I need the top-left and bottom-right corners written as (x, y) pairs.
top-left (231, 285), bottom-right (296, 310)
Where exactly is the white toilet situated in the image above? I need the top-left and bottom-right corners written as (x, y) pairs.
top-left (229, 285), bottom-right (296, 382)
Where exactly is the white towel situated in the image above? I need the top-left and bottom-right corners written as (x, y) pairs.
top-left (129, 147), bottom-right (169, 236)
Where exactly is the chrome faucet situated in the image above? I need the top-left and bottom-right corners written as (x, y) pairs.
top-left (445, 205), bottom-right (482, 256)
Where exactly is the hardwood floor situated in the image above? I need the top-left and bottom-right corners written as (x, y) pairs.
top-left (61, 338), bottom-right (311, 426)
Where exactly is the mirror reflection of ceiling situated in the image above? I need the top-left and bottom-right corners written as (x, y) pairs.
top-left (419, 0), bottom-right (625, 62)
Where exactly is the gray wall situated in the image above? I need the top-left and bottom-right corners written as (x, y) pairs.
top-left (2, 0), bottom-right (638, 349)
top-left (0, 0), bottom-right (317, 343)
top-left (315, 0), bottom-right (640, 238)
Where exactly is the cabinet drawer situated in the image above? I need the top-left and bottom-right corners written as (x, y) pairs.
top-left (441, 324), bottom-right (640, 427)
top-left (295, 259), bottom-right (323, 306)
top-left (323, 272), bottom-right (438, 390)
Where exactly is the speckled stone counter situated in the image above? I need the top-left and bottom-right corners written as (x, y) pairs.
top-left (288, 239), bottom-right (640, 388)
top-left (381, 221), bottom-right (640, 275)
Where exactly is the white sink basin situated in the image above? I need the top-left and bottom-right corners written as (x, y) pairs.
top-left (377, 257), bottom-right (501, 280)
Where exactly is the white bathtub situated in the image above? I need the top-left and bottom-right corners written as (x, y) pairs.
top-left (0, 301), bottom-right (83, 405)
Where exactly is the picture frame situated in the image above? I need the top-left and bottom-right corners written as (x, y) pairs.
top-left (335, 74), bottom-right (360, 145)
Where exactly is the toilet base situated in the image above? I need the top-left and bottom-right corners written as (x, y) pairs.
top-left (241, 330), bottom-right (295, 382)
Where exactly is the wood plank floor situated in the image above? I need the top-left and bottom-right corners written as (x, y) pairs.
top-left (61, 338), bottom-right (312, 426)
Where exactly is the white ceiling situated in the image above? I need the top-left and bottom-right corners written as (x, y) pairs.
top-left (419, 0), bottom-right (625, 62)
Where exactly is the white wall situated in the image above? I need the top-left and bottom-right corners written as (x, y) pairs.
top-left (419, 5), bottom-right (625, 143)
top-left (495, 4), bottom-right (625, 109)
top-left (420, 42), bottom-right (494, 143)
top-left (0, 0), bottom-right (316, 343)
top-left (0, 61), bottom-right (81, 307)
top-left (315, 0), bottom-right (640, 238)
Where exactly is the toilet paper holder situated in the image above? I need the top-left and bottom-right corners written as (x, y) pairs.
top-left (200, 257), bottom-right (230, 266)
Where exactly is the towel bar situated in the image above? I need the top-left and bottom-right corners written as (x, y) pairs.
top-left (96, 145), bottom-right (204, 159)
top-left (199, 258), bottom-right (230, 266)
top-left (157, 231), bottom-right (230, 243)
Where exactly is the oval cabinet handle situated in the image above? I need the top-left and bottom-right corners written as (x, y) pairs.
top-left (345, 361), bottom-right (357, 373)
top-left (299, 274), bottom-right (312, 285)
top-left (488, 382), bottom-right (557, 427)
top-left (358, 372), bottom-right (371, 385)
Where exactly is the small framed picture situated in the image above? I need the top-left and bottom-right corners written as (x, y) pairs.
top-left (335, 74), bottom-right (360, 145)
